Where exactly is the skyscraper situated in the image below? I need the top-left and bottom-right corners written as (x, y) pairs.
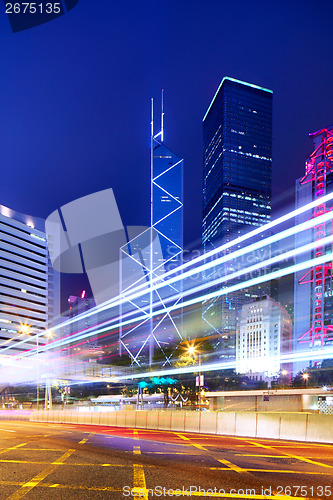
top-left (203, 77), bottom-right (272, 248)
top-left (202, 77), bottom-right (273, 356)
top-left (0, 204), bottom-right (60, 356)
top-left (119, 96), bottom-right (184, 366)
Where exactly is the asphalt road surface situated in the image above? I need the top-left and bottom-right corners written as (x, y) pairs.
top-left (0, 420), bottom-right (332, 499)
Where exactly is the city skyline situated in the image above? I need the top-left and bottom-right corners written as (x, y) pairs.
top-left (1, 1), bottom-right (333, 256)
top-left (0, 5), bottom-right (333, 496)
top-left (1, 1), bottom-right (333, 378)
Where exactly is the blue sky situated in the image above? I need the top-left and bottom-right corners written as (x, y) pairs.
top-left (1, 0), bottom-right (333, 253)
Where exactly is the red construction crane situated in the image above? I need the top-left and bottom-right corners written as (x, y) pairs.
top-left (298, 127), bottom-right (333, 353)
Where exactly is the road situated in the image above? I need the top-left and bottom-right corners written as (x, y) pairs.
top-left (0, 420), bottom-right (332, 498)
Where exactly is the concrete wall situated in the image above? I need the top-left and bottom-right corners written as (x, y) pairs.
top-left (29, 410), bottom-right (333, 443)
top-left (211, 395), bottom-right (303, 412)
top-left (0, 410), bottom-right (31, 420)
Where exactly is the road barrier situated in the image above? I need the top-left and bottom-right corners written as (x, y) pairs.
top-left (0, 410), bottom-right (31, 420)
top-left (29, 410), bottom-right (333, 443)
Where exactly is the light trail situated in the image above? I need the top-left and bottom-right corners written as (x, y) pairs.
top-left (15, 245), bottom-right (333, 360)
top-left (8, 195), bottom-right (333, 359)
top-left (9, 190), bottom-right (333, 348)
top-left (120, 208), bottom-right (333, 299)
top-left (3, 194), bottom-right (333, 386)
top-left (113, 346), bottom-right (333, 381)
top-left (51, 344), bottom-right (333, 386)
top-left (115, 189), bottom-right (333, 300)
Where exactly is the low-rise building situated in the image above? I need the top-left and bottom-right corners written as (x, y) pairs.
top-left (236, 295), bottom-right (292, 380)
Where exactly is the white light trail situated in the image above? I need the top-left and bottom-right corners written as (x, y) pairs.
top-left (14, 190), bottom-right (333, 343)
top-left (16, 246), bottom-right (333, 359)
top-left (7, 194), bottom-right (333, 367)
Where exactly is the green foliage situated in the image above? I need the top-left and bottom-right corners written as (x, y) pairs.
top-left (292, 368), bottom-right (333, 388)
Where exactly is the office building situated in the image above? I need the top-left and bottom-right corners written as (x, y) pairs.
top-left (203, 77), bottom-right (272, 246)
top-left (0, 204), bottom-right (60, 356)
top-left (119, 98), bottom-right (184, 366)
top-left (202, 77), bottom-right (273, 356)
top-left (236, 296), bottom-right (292, 380)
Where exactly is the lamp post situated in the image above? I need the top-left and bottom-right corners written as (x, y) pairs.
top-left (19, 324), bottom-right (40, 410)
top-left (280, 369), bottom-right (288, 388)
top-left (187, 345), bottom-right (202, 409)
top-left (302, 372), bottom-right (309, 388)
top-left (36, 332), bottom-right (39, 410)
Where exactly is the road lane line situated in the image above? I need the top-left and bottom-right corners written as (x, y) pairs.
top-left (236, 454), bottom-right (286, 458)
top-left (0, 429), bottom-right (16, 433)
top-left (5, 448), bottom-right (76, 500)
top-left (217, 458), bottom-right (246, 474)
top-left (0, 480), bottom-right (123, 492)
top-left (0, 443), bottom-right (27, 455)
top-left (176, 433), bottom-right (251, 473)
top-left (78, 432), bottom-right (95, 444)
top-left (147, 492), bottom-right (310, 499)
top-left (0, 459), bottom-right (151, 467)
top-left (2, 448), bottom-right (64, 452)
top-left (175, 433), bottom-right (208, 450)
top-left (247, 440), bottom-right (333, 469)
top-left (132, 432), bottom-right (148, 500)
top-left (210, 467), bottom-right (331, 475)
top-left (133, 452), bottom-right (148, 499)
top-left (0, 480), bottom-right (315, 497)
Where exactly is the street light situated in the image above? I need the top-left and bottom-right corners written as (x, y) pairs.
top-left (187, 345), bottom-right (196, 356)
top-left (19, 323), bottom-right (39, 410)
top-left (302, 373), bottom-right (309, 388)
top-left (186, 344), bottom-right (202, 409)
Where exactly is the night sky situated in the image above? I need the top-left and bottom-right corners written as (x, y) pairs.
top-left (1, 0), bottom-right (333, 300)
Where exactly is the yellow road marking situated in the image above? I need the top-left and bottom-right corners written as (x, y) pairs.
top-left (28, 434), bottom-right (50, 438)
top-left (0, 480), bottom-right (323, 496)
top-left (78, 432), bottom-right (95, 444)
top-left (0, 448), bottom-right (63, 452)
top-left (248, 440), bottom-right (333, 469)
top-left (0, 442), bottom-right (27, 455)
top-left (132, 444), bottom-right (148, 500)
top-left (175, 433), bottom-right (247, 473)
top-left (138, 492), bottom-right (307, 499)
top-left (175, 433), bottom-right (207, 450)
top-left (0, 459), bottom-right (140, 466)
top-left (210, 467), bottom-right (331, 475)
top-left (6, 448), bottom-right (76, 500)
top-left (217, 458), bottom-right (246, 474)
top-left (0, 480), bottom-right (123, 491)
top-left (238, 453), bottom-right (333, 459)
top-left (236, 454), bottom-right (287, 458)
top-left (273, 443), bottom-right (333, 448)
top-left (145, 451), bottom-right (200, 455)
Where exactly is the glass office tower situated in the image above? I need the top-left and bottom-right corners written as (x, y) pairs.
top-left (203, 77), bottom-right (272, 247)
top-left (202, 77), bottom-right (272, 358)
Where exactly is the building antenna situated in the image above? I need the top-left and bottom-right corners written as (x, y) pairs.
top-left (161, 89), bottom-right (164, 142)
top-left (151, 97), bottom-right (154, 140)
